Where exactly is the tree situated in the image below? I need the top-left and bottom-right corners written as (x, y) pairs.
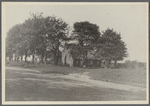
top-left (6, 12), bottom-right (69, 65)
top-left (6, 13), bottom-right (44, 63)
top-left (29, 13), bottom-right (69, 65)
top-left (43, 16), bottom-right (69, 65)
top-left (22, 15), bottom-right (45, 63)
top-left (96, 28), bottom-right (128, 67)
top-left (6, 24), bottom-right (24, 61)
top-left (71, 21), bottom-right (100, 66)
top-left (6, 38), bottom-right (13, 61)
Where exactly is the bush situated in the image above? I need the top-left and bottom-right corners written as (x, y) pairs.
top-left (119, 60), bottom-right (147, 70)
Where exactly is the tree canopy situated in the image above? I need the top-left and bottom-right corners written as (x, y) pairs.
top-left (70, 21), bottom-right (101, 65)
top-left (6, 13), bottom-right (128, 68)
top-left (72, 21), bottom-right (100, 46)
top-left (94, 28), bottom-right (128, 67)
top-left (6, 13), bottom-right (69, 64)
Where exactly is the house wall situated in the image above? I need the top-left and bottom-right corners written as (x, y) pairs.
top-left (61, 47), bottom-right (102, 67)
top-left (62, 47), bottom-right (73, 67)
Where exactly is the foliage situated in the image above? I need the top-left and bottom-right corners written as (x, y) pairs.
top-left (124, 60), bottom-right (146, 69)
top-left (70, 21), bottom-right (101, 65)
top-left (94, 28), bottom-right (128, 67)
top-left (6, 13), bottom-right (69, 65)
top-left (42, 16), bottom-right (69, 65)
top-left (72, 21), bottom-right (100, 46)
top-left (6, 13), bottom-right (128, 67)
top-left (6, 24), bottom-right (25, 58)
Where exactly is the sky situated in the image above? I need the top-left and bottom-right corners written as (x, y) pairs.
top-left (2, 2), bottom-right (148, 62)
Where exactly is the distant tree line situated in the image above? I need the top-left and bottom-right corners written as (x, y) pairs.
top-left (124, 60), bottom-right (146, 70)
top-left (6, 13), bottom-right (128, 67)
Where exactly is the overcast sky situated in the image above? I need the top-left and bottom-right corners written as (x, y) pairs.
top-left (2, 2), bottom-right (148, 62)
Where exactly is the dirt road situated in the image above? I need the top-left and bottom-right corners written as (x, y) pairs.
top-left (5, 67), bottom-right (146, 101)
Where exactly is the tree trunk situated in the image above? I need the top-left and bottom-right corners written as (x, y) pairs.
top-left (21, 56), bottom-right (23, 62)
top-left (108, 59), bottom-right (111, 67)
top-left (54, 48), bottom-right (60, 65)
top-left (9, 57), bottom-right (11, 61)
top-left (15, 54), bottom-right (17, 61)
top-left (44, 51), bottom-right (47, 65)
top-left (114, 60), bottom-right (117, 67)
top-left (25, 55), bottom-right (27, 62)
top-left (54, 43), bottom-right (60, 65)
top-left (81, 50), bottom-right (88, 67)
top-left (40, 51), bottom-right (44, 64)
top-left (24, 50), bottom-right (28, 62)
top-left (81, 57), bottom-right (86, 67)
top-left (32, 53), bottom-right (35, 64)
top-left (99, 60), bottom-right (102, 67)
top-left (64, 56), bottom-right (67, 65)
top-left (54, 51), bottom-right (59, 65)
top-left (17, 57), bottom-right (19, 61)
top-left (40, 56), bottom-right (44, 64)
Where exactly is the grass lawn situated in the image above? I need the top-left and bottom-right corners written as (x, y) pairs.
top-left (6, 61), bottom-right (147, 87)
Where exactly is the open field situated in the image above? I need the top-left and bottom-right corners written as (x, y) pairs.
top-left (6, 61), bottom-right (147, 87)
top-left (5, 61), bottom-right (147, 101)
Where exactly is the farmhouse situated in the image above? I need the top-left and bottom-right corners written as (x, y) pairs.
top-left (61, 43), bottom-right (102, 67)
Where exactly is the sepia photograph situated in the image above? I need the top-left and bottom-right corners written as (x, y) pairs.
top-left (2, 2), bottom-right (149, 104)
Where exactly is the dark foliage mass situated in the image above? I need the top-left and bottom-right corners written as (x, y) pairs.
top-left (6, 13), bottom-right (69, 65)
top-left (6, 13), bottom-right (128, 67)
